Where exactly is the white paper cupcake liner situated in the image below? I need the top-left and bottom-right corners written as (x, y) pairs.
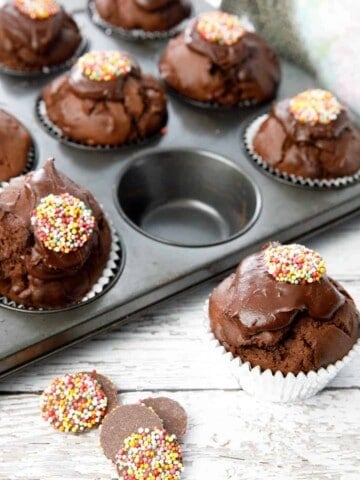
top-left (244, 114), bottom-right (360, 189)
top-left (36, 98), bottom-right (167, 151)
top-left (204, 299), bottom-right (360, 402)
top-left (88, 0), bottom-right (191, 40)
top-left (0, 217), bottom-right (123, 313)
top-left (0, 37), bottom-right (88, 78)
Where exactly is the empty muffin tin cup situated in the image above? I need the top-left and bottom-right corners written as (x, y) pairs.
top-left (116, 148), bottom-right (261, 247)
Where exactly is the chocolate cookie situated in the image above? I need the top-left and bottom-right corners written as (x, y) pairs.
top-left (86, 371), bottom-right (119, 414)
top-left (141, 397), bottom-right (187, 438)
top-left (100, 404), bottom-right (163, 461)
top-left (41, 372), bottom-right (108, 433)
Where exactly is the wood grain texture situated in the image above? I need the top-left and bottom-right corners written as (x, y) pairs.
top-left (1, 390), bottom-right (360, 480)
top-left (1, 0), bottom-right (359, 478)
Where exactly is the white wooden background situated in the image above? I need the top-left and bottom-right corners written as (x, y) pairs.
top-left (1, 1), bottom-right (360, 479)
top-left (1, 213), bottom-right (360, 480)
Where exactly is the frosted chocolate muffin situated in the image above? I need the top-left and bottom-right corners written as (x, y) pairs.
top-left (209, 243), bottom-right (360, 374)
top-left (252, 89), bottom-right (360, 179)
top-left (159, 11), bottom-right (280, 106)
top-left (42, 51), bottom-right (168, 146)
top-left (0, 109), bottom-right (32, 182)
top-left (0, 0), bottom-right (82, 72)
top-left (93, 0), bottom-right (191, 33)
top-left (0, 159), bottom-right (112, 309)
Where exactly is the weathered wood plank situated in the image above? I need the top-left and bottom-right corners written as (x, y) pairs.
top-left (1, 390), bottom-right (359, 479)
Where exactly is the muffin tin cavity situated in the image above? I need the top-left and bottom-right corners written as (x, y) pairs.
top-left (116, 148), bottom-right (261, 247)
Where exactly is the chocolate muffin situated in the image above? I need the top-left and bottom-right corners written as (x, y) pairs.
top-left (252, 89), bottom-right (360, 179)
top-left (42, 51), bottom-right (168, 146)
top-left (159, 11), bottom-right (280, 106)
top-left (0, 0), bottom-right (82, 72)
top-left (0, 109), bottom-right (32, 182)
top-left (93, 0), bottom-right (191, 33)
top-left (209, 243), bottom-right (360, 374)
top-left (0, 159), bottom-right (112, 309)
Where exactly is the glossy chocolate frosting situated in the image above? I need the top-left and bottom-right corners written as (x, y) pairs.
top-left (94, 0), bottom-right (191, 32)
top-left (0, 160), bottom-right (111, 308)
top-left (253, 98), bottom-right (360, 178)
top-left (42, 61), bottom-right (167, 146)
top-left (159, 23), bottom-right (280, 105)
top-left (68, 58), bottom-right (141, 102)
top-left (0, 109), bottom-right (32, 182)
top-left (0, 2), bottom-right (81, 71)
top-left (135, 0), bottom-right (177, 11)
top-left (209, 245), bottom-right (360, 373)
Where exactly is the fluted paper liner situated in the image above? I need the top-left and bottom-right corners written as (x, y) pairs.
top-left (244, 114), bottom-right (360, 189)
top-left (204, 299), bottom-right (360, 402)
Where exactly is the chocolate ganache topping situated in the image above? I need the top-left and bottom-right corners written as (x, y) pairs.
top-left (185, 12), bottom-right (249, 69)
top-left (227, 244), bottom-right (344, 336)
top-left (209, 243), bottom-right (360, 373)
top-left (135, 0), bottom-right (178, 11)
top-left (0, 0), bottom-right (82, 70)
top-left (0, 159), bottom-right (111, 308)
top-left (69, 51), bottom-right (141, 101)
top-left (253, 89), bottom-right (360, 178)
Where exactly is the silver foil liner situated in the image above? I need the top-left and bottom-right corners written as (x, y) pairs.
top-left (204, 299), bottom-right (360, 402)
top-left (88, 0), bottom-right (191, 40)
top-left (36, 98), bottom-right (167, 151)
top-left (244, 114), bottom-right (360, 189)
top-left (0, 37), bottom-right (88, 78)
top-left (0, 218), bottom-right (123, 313)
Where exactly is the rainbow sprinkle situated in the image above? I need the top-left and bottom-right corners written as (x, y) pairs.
top-left (289, 89), bottom-right (342, 125)
top-left (77, 51), bottom-right (132, 82)
top-left (197, 11), bottom-right (246, 46)
top-left (115, 428), bottom-right (183, 480)
top-left (31, 193), bottom-right (95, 254)
top-left (264, 244), bottom-right (326, 285)
top-left (14, 0), bottom-right (60, 20)
top-left (41, 372), bottom-right (108, 433)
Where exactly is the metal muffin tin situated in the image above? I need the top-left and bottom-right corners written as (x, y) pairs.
top-left (1, 0), bottom-right (360, 378)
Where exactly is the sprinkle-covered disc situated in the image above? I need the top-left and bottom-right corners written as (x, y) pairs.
top-left (289, 89), bottom-right (342, 126)
top-left (264, 244), bottom-right (326, 285)
top-left (115, 427), bottom-right (184, 480)
top-left (31, 193), bottom-right (95, 254)
top-left (14, 0), bottom-right (60, 20)
top-left (77, 51), bottom-right (132, 82)
top-left (41, 372), bottom-right (108, 433)
top-left (197, 11), bottom-right (246, 46)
